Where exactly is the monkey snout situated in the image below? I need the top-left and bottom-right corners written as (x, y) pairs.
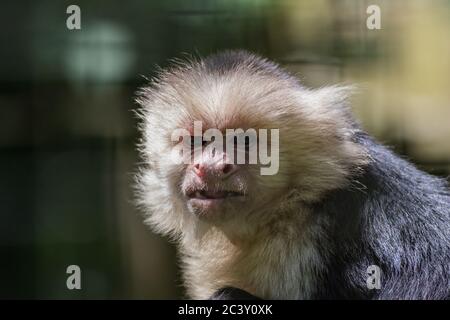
top-left (193, 162), bottom-right (238, 180)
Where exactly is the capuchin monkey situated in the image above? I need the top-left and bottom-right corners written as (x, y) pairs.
top-left (135, 50), bottom-right (450, 300)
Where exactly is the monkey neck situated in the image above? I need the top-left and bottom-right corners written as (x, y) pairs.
top-left (180, 202), bottom-right (327, 299)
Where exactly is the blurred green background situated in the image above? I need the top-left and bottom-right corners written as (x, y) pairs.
top-left (0, 0), bottom-right (449, 299)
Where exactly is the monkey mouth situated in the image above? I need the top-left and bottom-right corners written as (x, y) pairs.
top-left (185, 188), bottom-right (246, 215)
top-left (186, 189), bottom-right (244, 200)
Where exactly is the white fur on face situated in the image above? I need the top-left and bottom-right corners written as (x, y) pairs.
top-left (135, 51), bottom-right (368, 299)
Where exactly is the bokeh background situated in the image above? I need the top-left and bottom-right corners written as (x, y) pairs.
top-left (0, 0), bottom-right (449, 299)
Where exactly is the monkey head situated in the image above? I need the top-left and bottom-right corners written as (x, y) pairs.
top-left (135, 51), bottom-right (367, 239)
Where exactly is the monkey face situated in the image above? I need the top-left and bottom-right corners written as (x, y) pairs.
top-left (181, 150), bottom-right (253, 219)
top-left (143, 113), bottom-right (288, 227)
top-left (175, 130), bottom-right (285, 221)
top-left (136, 51), bottom-right (368, 236)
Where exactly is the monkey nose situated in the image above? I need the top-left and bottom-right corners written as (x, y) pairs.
top-left (193, 162), bottom-right (238, 179)
top-left (193, 163), bottom-right (205, 178)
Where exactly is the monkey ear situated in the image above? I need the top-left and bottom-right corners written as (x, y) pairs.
top-left (299, 84), bottom-right (358, 128)
top-left (314, 85), bottom-right (355, 111)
